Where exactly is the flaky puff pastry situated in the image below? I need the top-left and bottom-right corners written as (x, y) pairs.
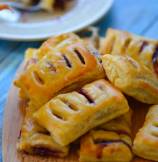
top-left (15, 33), bottom-right (104, 108)
top-left (102, 54), bottom-right (158, 104)
top-left (100, 28), bottom-right (158, 75)
top-left (34, 79), bottom-right (129, 146)
top-left (23, 33), bottom-right (82, 69)
top-left (17, 105), bottom-right (69, 157)
top-left (79, 110), bottom-right (133, 162)
top-left (133, 105), bottom-right (158, 161)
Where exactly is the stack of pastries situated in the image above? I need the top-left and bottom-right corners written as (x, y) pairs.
top-left (14, 29), bottom-right (158, 162)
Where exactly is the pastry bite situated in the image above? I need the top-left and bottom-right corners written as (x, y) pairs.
top-left (14, 33), bottom-right (105, 107)
top-left (34, 79), bottom-right (129, 146)
top-left (102, 54), bottom-right (158, 104)
top-left (133, 105), bottom-right (158, 161)
top-left (17, 105), bottom-right (69, 157)
top-left (79, 110), bottom-right (133, 162)
top-left (100, 28), bottom-right (158, 75)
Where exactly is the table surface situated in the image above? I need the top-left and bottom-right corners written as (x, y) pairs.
top-left (1, 0), bottom-right (158, 161)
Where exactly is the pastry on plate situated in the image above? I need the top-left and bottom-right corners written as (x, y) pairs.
top-left (21, 0), bottom-right (72, 11)
top-left (79, 110), bottom-right (133, 162)
top-left (102, 54), bottom-right (158, 104)
top-left (17, 105), bottom-right (69, 157)
top-left (133, 105), bottom-right (158, 161)
top-left (100, 28), bottom-right (158, 75)
top-left (14, 33), bottom-right (105, 108)
top-left (34, 79), bottom-right (129, 146)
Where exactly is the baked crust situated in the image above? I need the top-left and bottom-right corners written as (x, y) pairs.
top-left (133, 105), bottom-right (158, 161)
top-left (17, 105), bottom-right (69, 157)
top-left (100, 28), bottom-right (158, 76)
top-left (79, 111), bottom-right (133, 162)
top-left (34, 79), bottom-right (129, 146)
top-left (102, 54), bottom-right (158, 104)
top-left (14, 33), bottom-right (105, 108)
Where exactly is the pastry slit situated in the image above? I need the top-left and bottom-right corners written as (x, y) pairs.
top-left (123, 38), bottom-right (131, 54)
top-left (46, 61), bottom-right (56, 72)
top-left (94, 139), bottom-right (131, 151)
top-left (97, 128), bottom-right (131, 137)
top-left (151, 131), bottom-right (158, 137)
top-left (51, 109), bottom-right (66, 121)
top-left (139, 41), bottom-right (148, 53)
top-left (109, 36), bottom-right (116, 53)
top-left (32, 71), bottom-right (44, 85)
top-left (152, 46), bottom-right (158, 75)
top-left (153, 122), bottom-right (158, 127)
top-left (60, 98), bottom-right (79, 111)
top-left (74, 49), bottom-right (86, 64)
top-left (63, 55), bottom-right (72, 68)
top-left (78, 89), bottom-right (94, 104)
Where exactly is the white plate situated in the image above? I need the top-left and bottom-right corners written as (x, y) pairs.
top-left (0, 0), bottom-right (113, 41)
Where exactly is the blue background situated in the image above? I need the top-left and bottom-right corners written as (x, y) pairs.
top-left (1, 0), bottom-right (158, 161)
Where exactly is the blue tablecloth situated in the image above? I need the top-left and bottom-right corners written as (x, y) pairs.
top-left (1, 0), bottom-right (158, 161)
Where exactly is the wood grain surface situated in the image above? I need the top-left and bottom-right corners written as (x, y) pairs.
top-left (2, 65), bottom-right (154, 162)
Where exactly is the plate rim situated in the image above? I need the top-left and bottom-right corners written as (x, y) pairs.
top-left (0, 0), bottom-right (113, 41)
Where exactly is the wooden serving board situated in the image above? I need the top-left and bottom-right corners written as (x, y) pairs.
top-left (2, 65), bottom-right (154, 162)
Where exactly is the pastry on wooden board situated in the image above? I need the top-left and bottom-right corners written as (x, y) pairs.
top-left (100, 28), bottom-right (158, 76)
top-left (133, 105), bottom-right (158, 161)
top-left (14, 33), bottom-right (105, 108)
top-left (102, 54), bottom-right (158, 104)
top-left (17, 104), bottom-right (69, 157)
top-left (34, 79), bottom-right (129, 146)
top-left (11, 30), bottom-right (158, 161)
top-left (79, 110), bottom-right (133, 162)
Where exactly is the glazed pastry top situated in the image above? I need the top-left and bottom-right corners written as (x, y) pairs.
top-left (15, 33), bottom-right (104, 108)
top-left (34, 79), bottom-right (129, 146)
top-left (100, 28), bottom-right (158, 76)
top-left (133, 105), bottom-right (158, 161)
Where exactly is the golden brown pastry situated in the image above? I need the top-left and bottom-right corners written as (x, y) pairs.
top-left (17, 105), bottom-right (69, 157)
top-left (102, 54), bottom-right (158, 104)
top-left (133, 105), bottom-right (158, 161)
top-left (100, 28), bottom-right (158, 75)
top-left (34, 79), bottom-right (129, 146)
top-left (15, 33), bottom-right (105, 108)
top-left (79, 110), bottom-right (133, 162)
top-left (24, 33), bottom-right (81, 68)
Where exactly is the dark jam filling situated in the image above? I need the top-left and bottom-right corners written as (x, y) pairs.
top-left (139, 41), bottom-right (148, 53)
top-left (53, 0), bottom-right (73, 9)
top-left (33, 147), bottom-right (62, 156)
top-left (78, 89), bottom-right (94, 104)
top-left (53, 0), bottom-right (66, 9)
top-left (152, 46), bottom-right (158, 75)
top-left (31, 0), bottom-right (40, 5)
top-left (94, 139), bottom-right (131, 159)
